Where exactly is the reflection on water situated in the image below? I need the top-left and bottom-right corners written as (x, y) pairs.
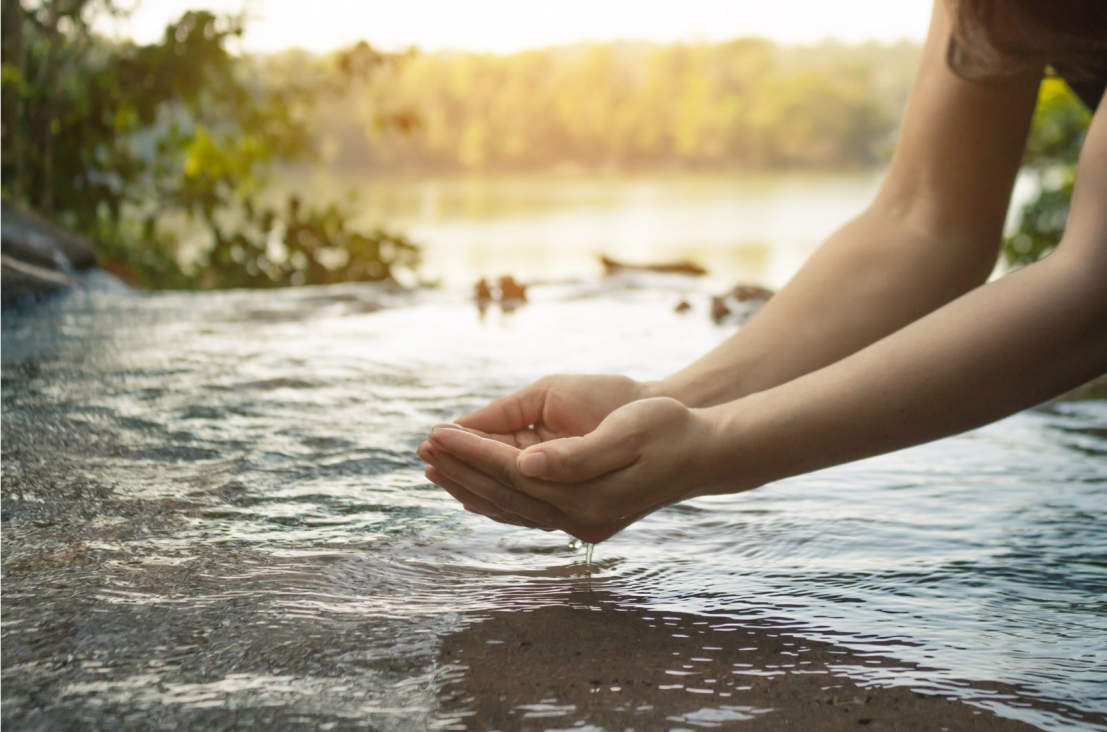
top-left (2, 279), bottom-right (1106, 731)
top-left (288, 171), bottom-right (884, 288)
top-left (435, 587), bottom-right (1055, 732)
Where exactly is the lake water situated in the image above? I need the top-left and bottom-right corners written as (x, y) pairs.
top-left (2, 271), bottom-right (1105, 731)
top-left (286, 171), bottom-right (888, 289)
top-left (283, 170), bottom-right (1040, 289)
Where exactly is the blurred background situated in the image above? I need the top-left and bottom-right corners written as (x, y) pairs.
top-left (0, 0), bottom-right (1092, 295)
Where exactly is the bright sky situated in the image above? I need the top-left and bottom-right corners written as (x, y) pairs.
top-left (109, 0), bottom-right (933, 54)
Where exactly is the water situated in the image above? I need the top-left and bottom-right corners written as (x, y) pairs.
top-left (3, 277), bottom-right (1106, 731)
top-left (284, 171), bottom-right (887, 289)
top-left (282, 169), bottom-right (1036, 288)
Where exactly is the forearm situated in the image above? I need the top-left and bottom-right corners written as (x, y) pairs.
top-left (703, 244), bottom-right (1107, 493)
top-left (655, 0), bottom-right (1043, 411)
top-left (656, 204), bottom-right (1002, 407)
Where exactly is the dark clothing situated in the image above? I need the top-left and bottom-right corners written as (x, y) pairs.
top-left (1055, 59), bottom-right (1107, 110)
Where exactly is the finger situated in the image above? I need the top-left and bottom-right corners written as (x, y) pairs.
top-left (426, 467), bottom-right (545, 529)
top-left (468, 428), bottom-right (541, 449)
top-left (516, 420), bottom-right (638, 482)
top-left (425, 434), bottom-right (567, 528)
top-left (430, 423), bottom-right (490, 439)
top-left (430, 422), bottom-right (541, 449)
top-left (455, 382), bottom-right (547, 435)
top-left (533, 423), bottom-right (560, 443)
top-left (428, 427), bottom-right (569, 506)
top-left (425, 463), bottom-right (507, 518)
top-left (492, 428), bottom-right (543, 449)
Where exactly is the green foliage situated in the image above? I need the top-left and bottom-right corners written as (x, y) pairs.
top-left (1, 0), bottom-right (419, 289)
top-left (1003, 78), bottom-right (1091, 268)
top-left (197, 196), bottom-right (420, 290)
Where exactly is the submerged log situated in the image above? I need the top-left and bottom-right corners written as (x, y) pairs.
top-left (600, 255), bottom-right (707, 277)
top-left (1, 254), bottom-right (75, 299)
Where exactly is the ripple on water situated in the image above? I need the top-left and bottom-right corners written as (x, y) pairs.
top-left (2, 281), bottom-right (1106, 731)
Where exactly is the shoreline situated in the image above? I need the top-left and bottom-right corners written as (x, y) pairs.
top-left (436, 588), bottom-right (1073, 731)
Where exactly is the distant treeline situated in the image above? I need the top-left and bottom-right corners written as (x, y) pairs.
top-left (273, 39), bottom-right (921, 172)
top-left (1, 0), bottom-right (1083, 292)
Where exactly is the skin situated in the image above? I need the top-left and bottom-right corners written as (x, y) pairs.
top-left (417, 0), bottom-right (1107, 543)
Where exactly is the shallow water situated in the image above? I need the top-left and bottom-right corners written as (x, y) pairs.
top-left (2, 278), bottom-right (1106, 731)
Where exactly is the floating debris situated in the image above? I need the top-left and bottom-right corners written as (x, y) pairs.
top-left (711, 284), bottom-right (774, 324)
top-left (600, 255), bottom-right (707, 277)
top-left (474, 277), bottom-right (494, 302)
top-left (498, 275), bottom-right (528, 303)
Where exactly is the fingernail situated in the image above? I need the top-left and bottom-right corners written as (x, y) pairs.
top-left (432, 423), bottom-right (464, 432)
top-left (417, 444), bottom-right (434, 463)
top-left (430, 427), bottom-right (471, 449)
top-left (518, 451), bottom-right (547, 477)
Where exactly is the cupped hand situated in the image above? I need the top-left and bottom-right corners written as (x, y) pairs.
top-left (418, 397), bottom-right (731, 543)
top-left (453, 374), bottom-right (655, 448)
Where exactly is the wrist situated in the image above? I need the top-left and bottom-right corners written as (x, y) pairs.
top-left (647, 375), bottom-right (713, 408)
top-left (651, 363), bottom-right (764, 409)
top-left (692, 398), bottom-right (774, 496)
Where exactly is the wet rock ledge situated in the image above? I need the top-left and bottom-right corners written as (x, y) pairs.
top-left (1, 200), bottom-right (98, 303)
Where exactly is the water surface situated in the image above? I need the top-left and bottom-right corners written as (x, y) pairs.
top-left (285, 171), bottom-right (883, 288)
top-left (280, 170), bottom-right (1038, 289)
top-left (2, 279), bottom-right (1105, 731)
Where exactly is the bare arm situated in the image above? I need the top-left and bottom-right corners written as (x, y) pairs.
top-left (706, 92), bottom-right (1107, 491)
top-left (422, 95), bottom-right (1106, 542)
top-left (420, 91), bottom-right (1107, 542)
top-left (657, 0), bottom-right (1042, 407)
top-left (449, 1), bottom-right (1039, 452)
top-left (419, 1), bottom-right (1101, 542)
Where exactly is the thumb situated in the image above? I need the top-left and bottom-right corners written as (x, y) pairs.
top-left (517, 422), bottom-right (636, 483)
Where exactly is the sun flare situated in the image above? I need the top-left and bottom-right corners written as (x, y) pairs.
top-left (111, 0), bottom-right (931, 54)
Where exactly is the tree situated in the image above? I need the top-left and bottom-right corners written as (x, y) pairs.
top-left (1, 0), bottom-right (420, 289)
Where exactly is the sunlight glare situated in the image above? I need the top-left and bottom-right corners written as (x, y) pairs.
top-left (113, 0), bottom-right (932, 53)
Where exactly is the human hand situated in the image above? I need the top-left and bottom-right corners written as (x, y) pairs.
top-left (452, 374), bottom-right (657, 448)
top-left (417, 373), bottom-right (656, 531)
top-left (418, 398), bottom-right (734, 543)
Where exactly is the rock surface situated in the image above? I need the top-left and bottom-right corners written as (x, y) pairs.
top-left (1, 200), bottom-right (98, 302)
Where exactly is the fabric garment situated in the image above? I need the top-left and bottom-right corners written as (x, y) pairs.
top-left (1055, 59), bottom-right (1106, 110)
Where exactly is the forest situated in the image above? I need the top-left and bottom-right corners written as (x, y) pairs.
top-left (292, 39), bottom-right (921, 172)
top-left (0, 1), bottom-right (1089, 289)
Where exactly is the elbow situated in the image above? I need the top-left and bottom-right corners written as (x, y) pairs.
top-left (1053, 229), bottom-right (1107, 312)
top-left (859, 200), bottom-right (1002, 290)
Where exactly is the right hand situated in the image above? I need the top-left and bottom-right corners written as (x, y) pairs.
top-left (454, 374), bottom-right (657, 448)
top-left (422, 396), bottom-right (730, 543)
top-left (417, 374), bottom-right (656, 531)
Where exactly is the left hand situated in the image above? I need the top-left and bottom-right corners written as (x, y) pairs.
top-left (418, 398), bottom-right (729, 543)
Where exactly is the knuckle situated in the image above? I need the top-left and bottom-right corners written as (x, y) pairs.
top-left (535, 375), bottom-right (560, 392)
top-left (497, 463), bottom-right (516, 487)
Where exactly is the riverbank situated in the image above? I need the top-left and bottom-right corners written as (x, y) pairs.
top-left (1, 200), bottom-right (98, 302)
top-left (438, 592), bottom-right (1049, 731)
